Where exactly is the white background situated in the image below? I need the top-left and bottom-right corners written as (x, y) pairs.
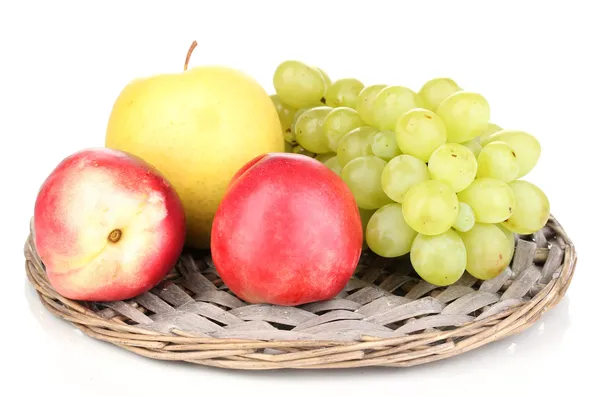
top-left (1, 0), bottom-right (597, 394)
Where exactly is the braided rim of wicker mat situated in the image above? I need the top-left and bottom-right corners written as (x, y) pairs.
top-left (24, 214), bottom-right (576, 370)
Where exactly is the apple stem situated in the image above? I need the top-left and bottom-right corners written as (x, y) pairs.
top-left (184, 40), bottom-right (198, 71)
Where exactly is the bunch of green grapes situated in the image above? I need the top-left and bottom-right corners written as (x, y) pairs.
top-left (271, 63), bottom-right (551, 288)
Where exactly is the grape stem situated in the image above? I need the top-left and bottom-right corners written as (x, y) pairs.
top-left (184, 40), bottom-right (198, 71)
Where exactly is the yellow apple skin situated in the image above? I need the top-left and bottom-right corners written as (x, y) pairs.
top-left (33, 148), bottom-right (186, 301)
top-left (105, 66), bottom-right (284, 249)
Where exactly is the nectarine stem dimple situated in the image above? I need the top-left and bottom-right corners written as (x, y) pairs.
top-left (184, 41), bottom-right (198, 71)
top-left (108, 229), bottom-right (122, 243)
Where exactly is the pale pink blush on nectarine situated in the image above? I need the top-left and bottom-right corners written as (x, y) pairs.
top-left (34, 148), bottom-right (186, 301)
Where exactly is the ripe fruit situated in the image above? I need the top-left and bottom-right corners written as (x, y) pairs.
top-left (457, 178), bottom-right (516, 223)
top-left (211, 153), bottom-right (363, 306)
top-left (460, 223), bottom-right (512, 280)
top-left (503, 180), bottom-right (550, 234)
top-left (267, 62), bottom-right (552, 287)
top-left (436, 91), bottom-right (490, 143)
top-left (482, 130), bottom-right (541, 178)
top-left (105, 41), bottom-right (284, 249)
top-left (366, 203), bottom-right (417, 258)
top-left (33, 148), bottom-right (186, 301)
top-left (274, 61), bottom-right (327, 108)
top-left (410, 230), bottom-right (467, 286)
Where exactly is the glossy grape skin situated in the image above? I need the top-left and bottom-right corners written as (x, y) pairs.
top-left (294, 106), bottom-right (333, 154)
top-left (502, 180), bottom-right (550, 235)
top-left (366, 203), bottom-right (418, 258)
top-left (410, 230), bottom-right (467, 286)
top-left (316, 68), bottom-right (332, 88)
top-left (483, 130), bottom-right (541, 178)
top-left (292, 144), bottom-right (316, 158)
top-left (371, 130), bottom-right (401, 161)
top-left (381, 154), bottom-right (430, 203)
top-left (477, 141), bottom-right (520, 183)
top-left (461, 138), bottom-right (482, 157)
top-left (428, 143), bottom-right (478, 192)
top-left (270, 95), bottom-right (296, 143)
top-left (359, 208), bottom-right (376, 249)
top-left (479, 123), bottom-right (503, 146)
top-left (498, 224), bottom-right (516, 263)
top-left (395, 108), bottom-right (447, 162)
top-left (325, 78), bottom-right (365, 109)
top-left (457, 178), bottom-right (516, 224)
top-left (315, 152), bottom-right (335, 163)
top-left (418, 78), bottom-right (462, 112)
top-left (459, 223), bottom-right (512, 280)
top-left (402, 180), bottom-right (459, 235)
top-left (372, 86), bottom-right (421, 131)
top-left (341, 156), bottom-right (393, 210)
top-left (453, 202), bottom-right (475, 232)
top-left (356, 84), bottom-right (387, 126)
top-left (273, 61), bottom-right (326, 108)
top-left (323, 155), bottom-right (343, 176)
top-left (323, 107), bottom-right (365, 152)
top-left (436, 91), bottom-right (490, 143)
top-left (337, 126), bottom-right (379, 167)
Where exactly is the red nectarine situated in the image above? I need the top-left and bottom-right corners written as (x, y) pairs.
top-left (33, 148), bottom-right (186, 301)
top-left (211, 153), bottom-right (363, 306)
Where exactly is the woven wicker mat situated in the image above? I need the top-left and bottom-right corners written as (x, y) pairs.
top-left (25, 214), bottom-right (576, 370)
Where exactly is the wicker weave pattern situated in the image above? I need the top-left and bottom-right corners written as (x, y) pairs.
top-left (25, 215), bottom-right (576, 370)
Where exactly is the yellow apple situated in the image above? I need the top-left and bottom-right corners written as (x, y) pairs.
top-left (105, 41), bottom-right (284, 248)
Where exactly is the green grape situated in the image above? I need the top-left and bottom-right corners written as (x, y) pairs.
top-left (356, 84), bottom-right (387, 126)
top-left (366, 203), bottom-right (418, 258)
top-left (294, 106), bottom-right (333, 154)
top-left (428, 143), bottom-right (478, 192)
top-left (372, 86), bottom-right (421, 130)
top-left (457, 178), bottom-right (515, 223)
top-left (325, 78), bottom-right (365, 108)
top-left (381, 154), bottom-right (430, 203)
top-left (323, 155), bottom-right (342, 175)
top-left (371, 130), bottom-right (401, 161)
top-left (498, 224), bottom-right (516, 262)
top-left (292, 144), bottom-right (316, 157)
top-left (480, 122), bottom-right (503, 145)
top-left (315, 152), bottom-right (335, 163)
top-left (285, 141), bottom-right (294, 153)
top-left (290, 107), bottom-right (310, 141)
top-left (395, 108), bottom-right (447, 162)
top-left (337, 126), bottom-right (379, 167)
top-left (316, 68), bottom-right (332, 88)
top-left (436, 91), bottom-right (490, 143)
top-left (502, 180), bottom-right (550, 235)
top-left (417, 78), bottom-right (462, 112)
top-left (461, 138), bottom-right (482, 157)
top-left (292, 107), bottom-right (310, 125)
top-left (402, 180), bottom-right (459, 235)
top-left (273, 60), bottom-right (326, 108)
top-left (270, 95), bottom-right (296, 143)
top-left (483, 130), bottom-right (541, 178)
top-left (359, 208), bottom-right (376, 249)
top-left (341, 156), bottom-right (393, 209)
top-left (477, 141), bottom-right (519, 182)
top-left (410, 230), bottom-right (467, 286)
top-left (453, 202), bottom-right (475, 232)
top-left (323, 107), bottom-right (365, 152)
top-left (459, 223), bottom-right (512, 280)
